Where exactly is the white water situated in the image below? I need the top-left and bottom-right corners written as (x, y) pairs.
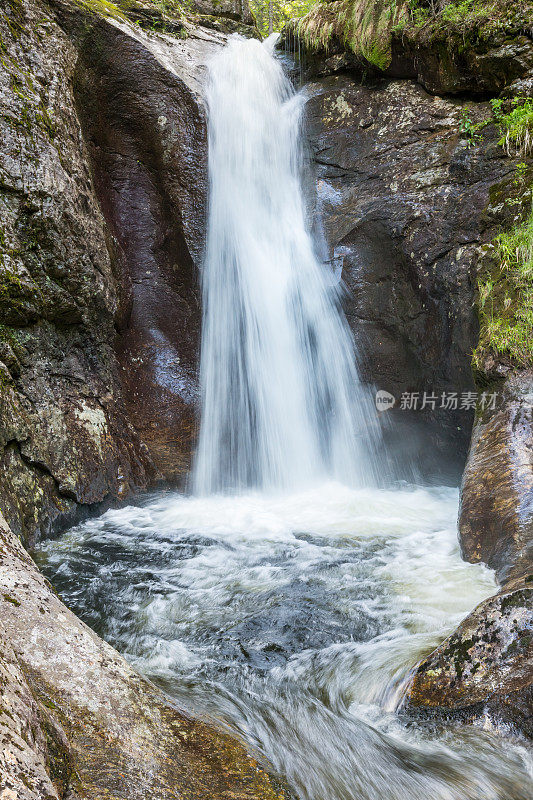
top-left (37, 484), bottom-right (533, 799)
top-left (194, 35), bottom-right (380, 495)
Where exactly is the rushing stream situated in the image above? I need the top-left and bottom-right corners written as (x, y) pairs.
top-left (37, 34), bottom-right (533, 800)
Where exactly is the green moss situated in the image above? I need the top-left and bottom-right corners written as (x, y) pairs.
top-left (290, 0), bottom-right (532, 70)
top-left (35, 104), bottom-right (57, 140)
top-left (474, 197), bottom-right (533, 368)
top-left (73, 0), bottom-right (126, 20)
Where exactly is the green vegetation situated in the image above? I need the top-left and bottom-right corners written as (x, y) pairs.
top-left (401, 0), bottom-right (532, 35)
top-left (289, 0), bottom-right (532, 69)
top-left (73, 0), bottom-right (126, 19)
top-left (250, 0), bottom-right (316, 37)
top-left (455, 97), bottom-right (533, 156)
top-left (491, 97), bottom-right (533, 157)
top-left (459, 106), bottom-right (484, 147)
top-left (3, 594), bottom-right (21, 606)
top-left (294, 0), bottom-right (408, 69)
top-left (474, 199), bottom-right (533, 368)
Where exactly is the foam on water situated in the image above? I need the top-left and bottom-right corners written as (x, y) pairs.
top-left (37, 483), bottom-right (533, 800)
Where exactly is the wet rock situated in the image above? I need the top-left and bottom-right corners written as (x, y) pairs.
top-left (304, 75), bottom-right (514, 480)
top-left (387, 27), bottom-right (533, 96)
top-left (0, 0), bottom-right (153, 545)
top-left (459, 371), bottom-right (533, 583)
top-left (411, 370), bottom-right (533, 731)
top-left (409, 579), bottom-right (533, 737)
top-left (58, 6), bottom-right (225, 483)
top-left (0, 0), bottom-right (241, 543)
top-left (0, 511), bottom-right (286, 799)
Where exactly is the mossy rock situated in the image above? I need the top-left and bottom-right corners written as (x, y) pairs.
top-left (408, 581), bottom-right (533, 736)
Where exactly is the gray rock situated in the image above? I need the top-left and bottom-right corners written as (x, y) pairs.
top-left (409, 579), bottom-right (533, 738)
top-left (0, 510), bottom-right (285, 799)
top-left (0, 0), bottom-right (152, 545)
top-left (460, 371), bottom-right (533, 584)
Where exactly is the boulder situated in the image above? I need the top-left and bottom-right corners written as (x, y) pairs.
top-left (460, 371), bottom-right (533, 583)
top-left (0, 511), bottom-right (286, 799)
top-left (409, 578), bottom-right (533, 737)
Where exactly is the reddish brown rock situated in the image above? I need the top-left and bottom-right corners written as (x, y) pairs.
top-left (460, 371), bottom-right (533, 583)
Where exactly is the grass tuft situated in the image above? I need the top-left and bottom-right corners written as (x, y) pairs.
top-left (474, 199), bottom-right (533, 368)
top-left (294, 0), bottom-right (408, 69)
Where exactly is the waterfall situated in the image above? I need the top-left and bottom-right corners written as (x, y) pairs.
top-left (194, 34), bottom-right (380, 495)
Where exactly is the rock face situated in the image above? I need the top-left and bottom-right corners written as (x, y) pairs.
top-left (0, 512), bottom-right (285, 799)
top-left (303, 75), bottom-right (515, 480)
top-left (0, 0), bottom-right (247, 545)
top-left (409, 579), bottom-right (533, 736)
top-left (387, 20), bottom-right (533, 96)
top-left (460, 371), bottom-right (533, 584)
top-left (0, 0), bottom-right (152, 547)
top-left (0, 627), bottom-right (72, 800)
top-left (59, 5), bottom-right (223, 483)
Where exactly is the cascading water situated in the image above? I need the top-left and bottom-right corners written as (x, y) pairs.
top-left (194, 34), bottom-right (379, 495)
top-left (36, 34), bottom-right (533, 800)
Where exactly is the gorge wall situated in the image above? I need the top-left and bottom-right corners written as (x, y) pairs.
top-left (0, 0), bottom-right (252, 547)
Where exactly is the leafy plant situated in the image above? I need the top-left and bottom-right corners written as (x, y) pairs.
top-left (440, 0), bottom-right (485, 22)
top-left (498, 98), bottom-right (533, 157)
top-left (474, 200), bottom-right (533, 367)
top-left (459, 106), bottom-right (483, 147)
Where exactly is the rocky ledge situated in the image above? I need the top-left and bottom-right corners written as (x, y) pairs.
top-left (0, 512), bottom-right (285, 799)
